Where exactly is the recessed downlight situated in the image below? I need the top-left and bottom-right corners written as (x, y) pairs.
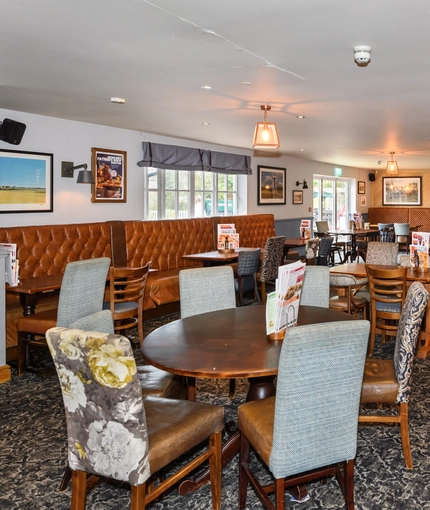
top-left (202, 122), bottom-right (210, 125)
top-left (201, 85), bottom-right (212, 90)
top-left (241, 81), bottom-right (252, 86)
top-left (111, 97), bottom-right (126, 104)
top-left (296, 115), bottom-right (305, 119)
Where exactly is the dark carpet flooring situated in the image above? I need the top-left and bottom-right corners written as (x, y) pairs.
top-left (1, 310), bottom-right (430, 509)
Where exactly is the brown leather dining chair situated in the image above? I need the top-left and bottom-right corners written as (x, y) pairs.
top-left (105, 262), bottom-right (151, 346)
top-left (366, 264), bottom-right (407, 357)
top-left (359, 282), bottom-right (428, 469)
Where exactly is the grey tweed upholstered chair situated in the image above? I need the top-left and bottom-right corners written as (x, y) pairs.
top-left (366, 241), bottom-right (399, 265)
top-left (16, 257), bottom-right (111, 376)
top-left (179, 265), bottom-right (237, 398)
top-left (238, 320), bottom-right (369, 509)
top-left (46, 327), bottom-right (224, 510)
top-left (360, 281), bottom-right (429, 469)
top-left (234, 248), bottom-right (261, 306)
top-left (300, 265), bottom-right (330, 308)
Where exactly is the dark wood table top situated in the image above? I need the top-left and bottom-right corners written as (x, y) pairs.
top-left (182, 247), bottom-right (257, 263)
top-left (141, 305), bottom-right (357, 380)
top-left (327, 228), bottom-right (380, 236)
top-left (330, 263), bottom-right (430, 283)
top-left (284, 238), bottom-right (308, 248)
top-left (6, 273), bottom-right (64, 295)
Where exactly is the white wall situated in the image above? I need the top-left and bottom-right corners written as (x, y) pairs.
top-left (0, 108), bottom-right (370, 227)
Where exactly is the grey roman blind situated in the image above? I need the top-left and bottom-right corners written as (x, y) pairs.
top-left (137, 141), bottom-right (252, 175)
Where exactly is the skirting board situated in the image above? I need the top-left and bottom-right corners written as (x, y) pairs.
top-left (0, 364), bottom-right (11, 384)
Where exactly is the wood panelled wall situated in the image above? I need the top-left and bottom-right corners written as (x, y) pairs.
top-left (371, 170), bottom-right (430, 207)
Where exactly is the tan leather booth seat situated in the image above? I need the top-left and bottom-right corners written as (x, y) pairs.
top-left (368, 207), bottom-right (430, 233)
top-left (3, 214), bottom-right (276, 355)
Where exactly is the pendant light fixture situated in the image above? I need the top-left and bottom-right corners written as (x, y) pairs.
top-left (386, 152), bottom-right (399, 176)
top-left (252, 105), bottom-right (280, 149)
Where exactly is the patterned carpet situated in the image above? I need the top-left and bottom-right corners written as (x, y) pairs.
top-left (1, 311), bottom-right (430, 509)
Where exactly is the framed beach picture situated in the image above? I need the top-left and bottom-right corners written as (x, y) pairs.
top-left (382, 176), bottom-right (422, 206)
top-left (257, 165), bottom-right (286, 205)
top-left (92, 147), bottom-right (127, 203)
top-left (0, 149), bottom-right (53, 213)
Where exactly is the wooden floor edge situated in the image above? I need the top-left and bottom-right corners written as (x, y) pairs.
top-left (0, 364), bottom-right (11, 384)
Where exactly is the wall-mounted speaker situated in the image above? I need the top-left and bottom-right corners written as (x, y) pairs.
top-left (0, 118), bottom-right (27, 145)
top-left (368, 172), bottom-right (376, 182)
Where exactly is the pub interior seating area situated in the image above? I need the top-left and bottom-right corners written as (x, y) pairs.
top-left (4, 2), bottom-right (430, 509)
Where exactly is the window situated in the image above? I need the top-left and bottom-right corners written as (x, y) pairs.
top-left (313, 176), bottom-right (350, 230)
top-left (144, 167), bottom-right (238, 219)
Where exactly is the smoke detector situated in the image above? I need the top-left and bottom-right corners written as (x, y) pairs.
top-left (354, 45), bottom-right (371, 66)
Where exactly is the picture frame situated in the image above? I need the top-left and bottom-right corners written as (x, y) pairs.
top-left (358, 181), bottom-right (365, 194)
top-left (257, 165), bottom-right (286, 205)
top-left (292, 190), bottom-right (303, 204)
top-left (382, 176), bottom-right (422, 206)
top-left (0, 149), bottom-right (53, 213)
top-left (92, 147), bottom-right (127, 203)
top-left (360, 196), bottom-right (367, 207)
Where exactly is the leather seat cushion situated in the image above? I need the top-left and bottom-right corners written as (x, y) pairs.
top-left (16, 309), bottom-right (57, 335)
top-left (360, 359), bottom-right (398, 403)
top-left (238, 396), bottom-right (275, 466)
top-left (137, 365), bottom-right (185, 399)
top-left (144, 396), bottom-right (224, 474)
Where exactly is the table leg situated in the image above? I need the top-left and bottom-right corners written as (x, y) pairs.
top-left (416, 282), bottom-right (430, 359)
top-left (19, 294), bottom-right (38, 316)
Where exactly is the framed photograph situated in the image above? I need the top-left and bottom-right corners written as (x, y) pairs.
top-left (382, 176), bottom-right (422, 206)
top-left (292, 190), bottom-right (303, 204)
top-left (257, 165), bottom-right (286, 205)
top-left (0, 149), bottom-right (53, 213)
top-left (92, 147), bottom-right (127, 203)
top-left (360, 196), bottom-right (367, 207)
top-left (358, 181), bottom-right (365, 194)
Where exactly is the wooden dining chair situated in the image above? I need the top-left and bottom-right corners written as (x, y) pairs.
top-left (329, 273), bottom-right (369, 319)
top-left (46, 327), bottom-right (224, 510)
top-left (366, 264), bottom-right (407, 357)
top-left (359, 282), bottom-right (428, 469)
top-left (16, 257), bottom-right (111, 376)
top-left (105, 262), bottom-right (151, 346)
top-left (238, 320), bottom-right (369, 510)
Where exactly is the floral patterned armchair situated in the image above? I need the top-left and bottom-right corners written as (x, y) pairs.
top-left (47, 327), bottom-right (224, 509)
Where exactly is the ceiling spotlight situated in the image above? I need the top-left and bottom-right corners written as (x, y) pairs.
top-left (296, 179), bottom-right (309, 189)
top-left (111, 97), bottom-right (126, 104)
top-left (353, 45), bottom-right (371, 66)
top-left (296, 115), bottom-right (305, 119)
top-left (386, 152), bottom-right (399, 175)
top-left (252, 105), bottom-right (280, 149)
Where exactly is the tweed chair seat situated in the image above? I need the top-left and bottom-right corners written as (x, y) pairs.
top-left (360, 282), bottom-right (429, 469)
top-left (238, 320), bottom-right (369, 509)
top-left (46, 327), bottom-right (224, 510)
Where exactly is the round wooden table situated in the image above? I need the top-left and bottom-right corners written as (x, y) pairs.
top-left (142, 304), bottom-right (358, 495)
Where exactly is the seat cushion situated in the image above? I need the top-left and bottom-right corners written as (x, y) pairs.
top-left (137, 365), bottom-right (185, 399)
top-left (144, 396), bottom-right (224, 474)
top-left (360, 359), bottom-right (398, 403)
top-left (238, 396), bottom-right (275, 466)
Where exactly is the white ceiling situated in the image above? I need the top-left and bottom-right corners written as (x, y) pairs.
top-left (2, 0), bottom-right (430, 170)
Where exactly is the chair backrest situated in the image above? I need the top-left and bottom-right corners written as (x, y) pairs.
top-left (237, 248), bottom-right (261, 277)
top-left (316, 236), bottom-right (333, 265)
top-left (394, 223), bottom-right (410, 236)
top-left (179, 266), bottom-right (236, 318)
top-left (46, 327), bottom-right (151, 485)
top-left (300, 266), bottom-right (330, 307)
top-left (315, 220), bottom-right (329, 233)
top-left (305, 238), bottom-right (319, 261)
top-left (394, 282), bottom-right (429, 403)
top-left (269, 320), bottom-right (369, 479)
top-left (366, 265), bottom-right (407, 308)
top-left (108, 262), bottom-right (151, 315)
top-left (56, 258), bottom-right (111, 327)
top-left (69, 310), bottom-right (115, 333)
top-left (365, 241), bottom-right (399, 265)
top-left (260, 236), bottom-right (286, 282)
top-left (378, 223), bottom-right (395, 242)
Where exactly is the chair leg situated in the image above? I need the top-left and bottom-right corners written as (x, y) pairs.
top-left (274, 478), bottom-right (285, 510)
top-left (17, 331), bottom-right (27, 377)
top-left (131, 483), bottom-right (146, 510)
top-left (71, 470), bottom-right (87, 510)
top-left (399, 402), bottom-right (413, 469)
top-left (239, 432), bottom-right (251, 510)
top-left (208, 431), bottom-right (222, 510)
top-left (344, 459), bottom-right (355, 510)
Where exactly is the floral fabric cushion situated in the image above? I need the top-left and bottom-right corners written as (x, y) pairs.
top-left (46, 327), bottom-right (151, 486)
top-left (393, 282), bottom-right (429, 403)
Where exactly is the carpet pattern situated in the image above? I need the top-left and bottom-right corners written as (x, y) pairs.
top-left (1, 311), bottom-right (430, 509)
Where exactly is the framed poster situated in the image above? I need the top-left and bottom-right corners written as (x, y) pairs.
top-left (382, 176), bottom-right (422, 206)
top-left (92, 147), bottom-right (127, 203)
top-left (358, 181), bottom-right (365, 194)
top-left (0, 149), bottom-right (53, 213)
top-left (292, 190), bottom-right (303, 204)
top-left (360, 196), bottom-right (367, 207)
top-left (257, 165), bottom-right (286, 205)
